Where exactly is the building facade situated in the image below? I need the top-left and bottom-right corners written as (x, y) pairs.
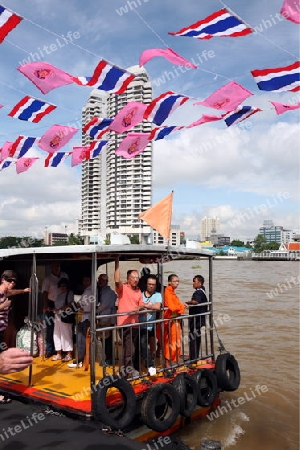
top-left (79, 66), bottom-right (153, 244)
top-left (200, 217), bottom-right (220, 241)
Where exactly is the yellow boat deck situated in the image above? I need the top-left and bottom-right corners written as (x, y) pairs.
top-left (0, 355), bottom-right (215, 418)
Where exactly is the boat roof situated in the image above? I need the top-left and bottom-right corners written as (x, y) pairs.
top-left (0, 244), bottom-right (215, 263)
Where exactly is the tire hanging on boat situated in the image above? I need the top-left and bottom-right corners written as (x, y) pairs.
top-left (141, 383), bottom-right (180, 432)
top-left (193, 369), bottom-right (218, 407)
top-left (215, 353), bottom-right (241, 391)
top-left (172, 372), bottom-right (198, 417)
top-left (94, 376), bottom-right (136, 430)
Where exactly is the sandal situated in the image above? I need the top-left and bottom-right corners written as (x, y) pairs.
top-left (51, 355), bottom-right (62, 361)
top-left (0, 395), bottom-right (12, 404)
top-left (62, 355), bottom-right (72, 362)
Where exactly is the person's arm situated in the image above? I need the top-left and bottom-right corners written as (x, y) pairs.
top-left (7, 287), bottom-right (30, 297)
top-left (0, 348), bottom-right (33, 374)
top-left (114, 257), bottom-right (123, 295)
top-left (0, 299), bottom-right (11, 311)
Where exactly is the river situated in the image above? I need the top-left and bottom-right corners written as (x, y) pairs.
top-left (162, 259), bottom-right (300, 450)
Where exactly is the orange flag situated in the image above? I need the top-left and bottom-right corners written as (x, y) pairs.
top-left (138, 192), bottom-right (173, 240)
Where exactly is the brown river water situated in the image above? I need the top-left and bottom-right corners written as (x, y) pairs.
top-left (165, 259), bottom-right (300, 450)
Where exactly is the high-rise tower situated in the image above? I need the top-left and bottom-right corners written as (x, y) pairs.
top-left (79, 66), bottom-right (153, 244)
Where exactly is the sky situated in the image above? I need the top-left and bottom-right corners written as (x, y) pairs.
top-left (0, 0), bottom-right (299, 242)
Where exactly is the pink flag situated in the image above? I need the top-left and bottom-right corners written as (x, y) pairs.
top-left (0, 141), bottom-right (13, 160)
top-left (271, 100), bottom-right (300, 115)
top-left (71, 146), bottom-right (91, 167)
top-left (109, 102), bottom-right (147, 133)
top-left (16, 157), bottom-right (39, 174)
top-left (194, 81), bottom-right (253, 111)
top-left (0, 104), bottom-right (3, 109)
top-left (139, 48), bottom-right (197, 68)
top-left (38, 125), bottom-right (78, 153)
top-left (115, 133), bottom-right (151, 159)
top-left (17, 62), bottom-right (74, 94)
top-left (280, 0), bottom-right (300, 23)
top-left (187, 113), bottom-right (223, 128)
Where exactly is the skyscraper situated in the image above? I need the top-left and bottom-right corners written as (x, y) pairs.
top-left (201, 217), bottom-right (220, 241)
top-left (79, 66), bottom-right (153, 244)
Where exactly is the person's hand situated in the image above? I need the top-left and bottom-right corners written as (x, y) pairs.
top-left (23, 287), bottom-right (30, 293)
top-left (183, 302), bottom-right (189, 309)
top-left (0, 348), bottom-right (33, 374)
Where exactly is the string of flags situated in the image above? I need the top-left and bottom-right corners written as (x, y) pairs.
top-left (0, 1), bottom-right (299, 174)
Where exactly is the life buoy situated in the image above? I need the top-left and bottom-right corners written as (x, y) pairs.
top-left (193, 369), bottom-right (218, 407)
top-left (215, 353), bottom-right (240, 392)
top-left (141, 383), bottom-right (180, 432)
top-left (172, 372), bottom-right (198, 417)
top-left (94, 376), bottom-right (136, 430)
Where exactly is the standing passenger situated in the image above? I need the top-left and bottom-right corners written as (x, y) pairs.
top-left (42, 262), bottom-right (68, 358)
top-left (114, 258), bottom-right (143, 378)
top-left (97, 274), bottom-right (117, 365)
top-left (163, 274), bottom-right (188, 368)
top-left (186, 275), bottom-right (208, 360)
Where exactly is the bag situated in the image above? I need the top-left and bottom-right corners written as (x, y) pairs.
top-left (16, 325), bottom-right (38, 356)
top-left (61, 291), bottom-right (75, 324)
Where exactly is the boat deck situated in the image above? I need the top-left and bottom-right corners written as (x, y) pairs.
top-left (0, 356), bottom-right (215, 418)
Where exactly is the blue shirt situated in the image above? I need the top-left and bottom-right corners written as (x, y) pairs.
top-left (139, 291), bottom-right (162, 330)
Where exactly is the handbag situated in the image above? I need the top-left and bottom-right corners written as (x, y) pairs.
top-left (61, 291), bottom-right (75, 324)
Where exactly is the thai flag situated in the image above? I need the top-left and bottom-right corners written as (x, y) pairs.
top-left (168, 8), bottom-right (253, 39)
top-left (223, 106), bottom-right (261, 127)
top-left (44, 151), bottom-right (71, 167)
top-left (73, 59), bottom-right (135, 94)
top-left (89, 140), bottom-right (109, 157)
top-left (0, 158), bottom-right (14, 171)
top-left (149, 126), bottom-right (184, 141)
top-left (144, 91), bottom-right (189, 126)
top-left (8, 95), bottom-right (56, 122)
top-left (8, 136), bottom-right (37, 158)
top-left (0, 5), bottom-right (22, 43)
top-left (251, 61), bottom-right (300, 93)
top-left (83, 117), bottom-right (113, 139)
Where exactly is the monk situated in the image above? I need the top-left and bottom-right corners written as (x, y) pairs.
top-left (162, 274), bottom-right (188, 368)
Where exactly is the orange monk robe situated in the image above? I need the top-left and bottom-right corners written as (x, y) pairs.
top-left (162, 286), bottom-right (185, 363)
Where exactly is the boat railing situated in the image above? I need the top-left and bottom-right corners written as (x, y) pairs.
top-left (93, 304), bottom-right (213, 381)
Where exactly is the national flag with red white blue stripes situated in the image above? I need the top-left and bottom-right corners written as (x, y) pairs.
top-left (168, 8), bottom-right (253, 40)
top-left (8, 95), bottom-right (56, 122)
top-left (0, 158), bottom-right (14, 171)
top-left (149, 125), bottom-right (185, 141)
top-left (7, 135), bottom-right (37, 158)
top-left (73, 59), bottom-right (135, 94)
top-left (144, 91), bottom-right (189, 126)
top-left (83, 117), bottom-right (113, 139)
top-left (251, 61), bottom-right (300, 93)
top-left (0, 5), bottom-right (22, 43)
top-left (89, 140), bottom-right (109, 156)
top-left (44, 151), bottom-right (71, 167)
top-left (223, 106), bottom-right (261, 127)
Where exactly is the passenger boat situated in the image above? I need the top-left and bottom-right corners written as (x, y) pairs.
top-left (0, 244), bottom-right (240, 442)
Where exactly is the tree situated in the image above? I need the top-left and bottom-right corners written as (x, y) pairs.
top-left (0, 236), bottom-right (43, 249)
top-left (67, 233), bottom-right (83, 245)
top-left (265, 241), bottom-right (280, 250)
top-left (129, 235), bottom-right (139, 244)
top-left (230, 239), bottom-right (245, 247)
top-left (253, 234), bottom-right (267, 253)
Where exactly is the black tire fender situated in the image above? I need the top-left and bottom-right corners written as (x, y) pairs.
top-left (193, 369), bottom-right (218, 407)
top-left (141, 383), bottom-right (180, 432)
top-left (94, 376), bottom-right (136, 430)
top-left (172, 372), bottom-right (198, 417)
top-left (215, 353), bottom-right (241, 391)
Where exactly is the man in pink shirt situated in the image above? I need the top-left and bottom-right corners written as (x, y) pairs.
top-left (115, 258), bottom-right (144, 378)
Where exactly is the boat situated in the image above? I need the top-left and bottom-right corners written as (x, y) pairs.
top-left (0, 244), bottom-right (240, 442)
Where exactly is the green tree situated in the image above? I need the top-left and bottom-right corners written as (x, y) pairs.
top-left (253, 234), bottom-right (267, 253)
top-left (0, 236), bottom-right (43, 249)
top-left (129, 235), bottom-right (139, 244)
top-left (230, 239), bottom-right (245, 247)
top-left (265, 241), bottom-right (280, 250)
top-left (67, 233), bottom-right (83, 245)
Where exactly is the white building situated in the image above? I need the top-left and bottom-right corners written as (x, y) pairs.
top-left (152, 225), bottom-right (181, 247)
top-left (201, 217), bottom-right (220, 240)
top-left (79, 66), bottom-right (153, 244)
